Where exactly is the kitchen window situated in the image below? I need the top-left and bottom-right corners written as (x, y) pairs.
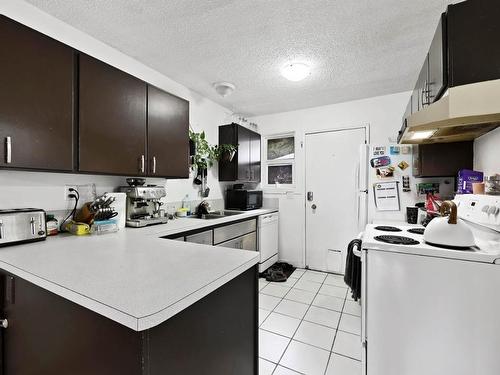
top-left (264, 134), bottom-right (295, 188)
top-left (267, 136), bottom-right (295, 160)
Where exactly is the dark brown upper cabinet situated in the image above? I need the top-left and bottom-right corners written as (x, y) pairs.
top-left (0, 16), bottom-right (75, 171)
top-left (219, 124), bottom-right (261, 183)
top-left (400, 1), bottom-right (500, 142)
top-left (0, 16), bottom-right (190, 178)
top-left (147, 86), bottom-right (189, 178)
top-left (413, 141), bottom-right (473, 178)
top-left (249, 130), bottom-right (261, 182)
top-left (79, 54), bottom-right (147, 176)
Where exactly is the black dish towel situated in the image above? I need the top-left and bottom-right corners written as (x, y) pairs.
top-left (344, 239), bottom-right (362, 301)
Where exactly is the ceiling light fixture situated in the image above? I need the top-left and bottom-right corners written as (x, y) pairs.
top-left (410, 130), bottom-right (437, 140)
top-left (213, 82), bottom-right (236, 97)
top-left (281, 62), bottom-right (311, 82)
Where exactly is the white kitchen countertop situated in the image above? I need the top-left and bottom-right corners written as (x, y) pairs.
top-left (0, 208), bottom-right (277, 331)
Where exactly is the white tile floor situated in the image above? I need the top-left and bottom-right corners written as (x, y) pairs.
top-left (259, 268), bottom-right (362, 375)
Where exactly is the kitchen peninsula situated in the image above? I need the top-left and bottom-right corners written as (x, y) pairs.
top-left (0, 210), bottom-right (276, 375)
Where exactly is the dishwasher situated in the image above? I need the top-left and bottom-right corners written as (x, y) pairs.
top-left (258, 212), bottom-right (279, 272)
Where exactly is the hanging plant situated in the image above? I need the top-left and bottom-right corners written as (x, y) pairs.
top-left (189, 130), bottom-right (237, 171)
top-left (217, 143), bottom-right (237, 162)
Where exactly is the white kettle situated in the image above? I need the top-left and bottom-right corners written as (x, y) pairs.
top-left (424, 200), bottom-right (475, 249)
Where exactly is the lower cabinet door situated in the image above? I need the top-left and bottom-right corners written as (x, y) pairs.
top-left (216, 232), bottom-right (256, 251)
top-left (240, 232), bottom-right (257, 251)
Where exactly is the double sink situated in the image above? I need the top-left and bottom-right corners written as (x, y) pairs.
top-left (187, 210), bottom-right (245, 220)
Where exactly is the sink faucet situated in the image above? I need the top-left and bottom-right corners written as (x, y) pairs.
top-left (196, 201), bottom-right (211, 218)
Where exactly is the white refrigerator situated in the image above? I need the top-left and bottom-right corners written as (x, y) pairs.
top-left (358, 144), bottom-right (453, 228)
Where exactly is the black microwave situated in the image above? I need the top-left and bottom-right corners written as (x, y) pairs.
top-left (226, 189), bottom-right (263, 211)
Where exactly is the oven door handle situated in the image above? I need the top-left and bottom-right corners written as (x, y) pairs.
top-left (353, 232), bottom-right (363, 258)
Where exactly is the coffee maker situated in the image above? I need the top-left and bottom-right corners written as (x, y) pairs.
top-left (118, 185), bottom-right (168, 228)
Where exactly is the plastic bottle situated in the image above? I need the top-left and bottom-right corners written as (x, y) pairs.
top-left (182, 194), bottom-right (191, 215)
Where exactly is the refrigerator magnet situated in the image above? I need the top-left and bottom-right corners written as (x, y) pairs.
top-left (390, 146), bottom-right (400, 155)
top-left (370, 156), bottom-right (391, 168)
top-left (376, 166), bottom-right (395, 178)
top-left (372, 146), bottom-right (386, 156)
top-left (401, 146), bottom-right (411, 154)
top-left (398, 161), bottom-right (409, 170)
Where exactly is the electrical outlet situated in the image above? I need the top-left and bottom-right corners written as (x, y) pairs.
top-left (64, 185), bottom-right (78, 201)
top-left (64, 184), bottom-right (97, 202)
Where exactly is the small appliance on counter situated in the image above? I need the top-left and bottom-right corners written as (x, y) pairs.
top-left (226, 184), bottom-right (263, 211)
top-left (0, 208), bottom-right (47, 247)
top-left (119, 184), bottom-right (168, 228)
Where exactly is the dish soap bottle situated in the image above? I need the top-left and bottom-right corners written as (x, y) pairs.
top-left (182, 194), bottom-right (191, 216)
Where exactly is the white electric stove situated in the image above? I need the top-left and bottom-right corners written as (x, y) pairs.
top-left (359, 194), bottom-right (500, 375)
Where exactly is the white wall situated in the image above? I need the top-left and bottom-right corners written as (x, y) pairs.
top-left (0, 0), bottom-right (232, 211)
top-left (251, 91), bottom-right (411, 267)
top-left (474, 127), bottom-right (500, 176)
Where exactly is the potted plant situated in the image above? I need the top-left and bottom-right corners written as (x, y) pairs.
top-left (217, 143), bottom-right (237, 163)
top-left (189, 129), bottom-right (237, 184)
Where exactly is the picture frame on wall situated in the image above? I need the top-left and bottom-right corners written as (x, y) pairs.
top-left (267, 136), bottom-right (295, 161)
top-left (267, 164), bottom-right (294, 185)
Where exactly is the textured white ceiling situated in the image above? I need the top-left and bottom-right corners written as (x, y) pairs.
top-left (27, 0), bottom-right (456, 116)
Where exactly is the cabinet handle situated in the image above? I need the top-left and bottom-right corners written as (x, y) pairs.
top-left (5, 137), bottom-right (12, 164)
top-left (152, 156), bottom-right (157, 174)
top-left (139, 155), bottom-right (145, 173)
top-left (421, 81), bottom-right (427, 107)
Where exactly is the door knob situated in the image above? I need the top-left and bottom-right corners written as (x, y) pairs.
top-left (311, 204), bottom-right (317, 210)
top-left (0, 319), bottom-right (8, 329)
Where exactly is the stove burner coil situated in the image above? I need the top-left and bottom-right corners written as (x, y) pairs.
top-left (374, 226), bottom-right (402, 232)
top-left (408, 228), bottom-right (425, 235)
top-left (374, 235), bottom-right (420, 245)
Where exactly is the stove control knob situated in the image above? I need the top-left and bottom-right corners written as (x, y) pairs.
top-left (482, 205), bottom-right (490, 213)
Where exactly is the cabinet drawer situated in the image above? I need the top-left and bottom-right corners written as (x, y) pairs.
top-left (213, 219), bottom-right (256, 244)
top-left (185, 230), bottom-right (213, 245)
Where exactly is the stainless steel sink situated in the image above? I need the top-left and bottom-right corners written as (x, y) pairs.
top-left (187, 210), bottom-right (245, 220)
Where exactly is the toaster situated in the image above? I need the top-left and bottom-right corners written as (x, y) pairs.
top-left (0, 209), bottom-right (47, 247)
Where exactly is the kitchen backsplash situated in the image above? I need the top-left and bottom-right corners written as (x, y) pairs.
top-left (0, 169), bottom-right (226, 212)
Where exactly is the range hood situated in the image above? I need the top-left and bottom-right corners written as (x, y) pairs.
top-left (399, 79), bottom-right (500, 144)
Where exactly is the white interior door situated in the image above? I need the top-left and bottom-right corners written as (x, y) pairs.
top-left (305, 128), bottom-right (366, 273)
